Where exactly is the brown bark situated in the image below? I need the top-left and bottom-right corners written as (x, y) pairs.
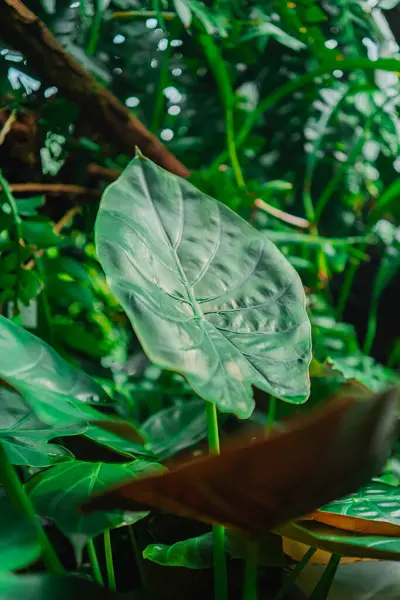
top-left (0, 0), bottom-right (189, 178)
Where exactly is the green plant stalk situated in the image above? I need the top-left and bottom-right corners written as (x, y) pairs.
top-left (128, 524), bottom-right (146, 588)
top-left (111, 10), bottom-right (176, 21)
top-left (197, 33), bottom-right (245, 189)
top-left (151, 42), bottom-right (170, 132)
top-left (212, 58), bottom-right (400, 169)
top-left (206, 402), bottom-right (228, 600)
top-left (243, 539), bottom-right (258, 600)
top-left (363, 296), bottom-right (378, 356)
top-left (272, 547), bottom-right (317, 600)
top-left (267, 396), bottom-right (277, 431)
top-left (87, 0), bottom-right (103, 56)
top-left (87, 539), bottom-right (104, 586)
top-left (336, 256), bottom-right (360, 320)
top-left (309, 553), bottom-right (341, 600)
top-left (0, 442), bottom-right (64, 575)
top-left (104, 530), bottom-right (116, 591)
top-left (0, 169), bottom-right (23, 309)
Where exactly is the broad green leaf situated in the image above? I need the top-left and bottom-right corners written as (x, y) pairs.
top-left (143, 531), bottom-right (284, 569)
top-left (16, 196), bottom-right (45, 217)
top-left (279, 520), bottom-right (400, 561)
top-left (0, 495), bottom-right (41, 571)
top-left (40, 0), bottom-right (56, 13)
top-left (0, 316), bottom-right (106, 424)
top-left (0, 387), bottom-right (78, 466)
top-left (26, 459), bottom-right (163, 558)
top-left (142, 399), bottom-right (208, 459)
top-left (0, 573), bottom-right (136, 599)
top-left (327, 354), bottom-right (400, 393)
top-left (317, 482), bottom-right (400, 535)
top-left (95, 155), bottom-right (311, 418)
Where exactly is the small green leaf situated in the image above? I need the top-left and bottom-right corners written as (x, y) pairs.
top-left (143, 531), bottom-right (284, 569)
top-left (26, 459), bottom-right (163, 558)
top-left (142, 400), bottom-right (207, 459)
top-left (0, 495), bottom-right (41, 571)
top-left (95, 156), bottom-right (311, 418)
top-left (22, 221), bottom-right (62, 248)
top-left (16, 196), bottom-right (45, 217)
top-left (327, 354), bottom-right (400, 393)
top-left (0, 386), bottom-right (79, 466)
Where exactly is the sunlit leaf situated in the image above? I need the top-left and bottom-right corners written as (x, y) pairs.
top-left (84, 389), bottom-right (398, 536)
top-left (95, 155), bottom-right (312, 419)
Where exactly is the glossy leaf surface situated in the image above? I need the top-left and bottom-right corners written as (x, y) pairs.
top-left (26, 459), bottom-right (163, 557)
top-left (279, 520), bottom-right (400, 561)
top-left (95, 155), bottom-right (312, 418)
top-left (84, 389), bottom-right (397, 536)
top-left (0, 387), bottom-right (77, 466)
top-left (0, 495), bottom-right (41, 572)
top-left (312, 482), bottom-right (400, 536)
top-left (0, 316), bottom-right (105, 424)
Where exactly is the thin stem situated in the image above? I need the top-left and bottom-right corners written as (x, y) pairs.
top-left (336, 246), bottom-right (366, 320)
top-left (87, 0), bottom-right (103, 56)
top-left (112, 10), bottom-right (176, 21)
top-left (267, 397), bottom-right (277, 432)
top-left (0, 169), bottom-right (23, 312)
top-left (309, 553), bottom-right (341, 600)
top-left (198, 34), bottom-right (245, 189)
top-left (243, 539), bottom-right (258, 600)
top-left (272, 547), bottom-right (317, 600)
top-left (104, 530), bottom-right (116, 591)
top-left (206, 402), bottom-right (228, 600)
top-left (151, 41), bottom-right (170, 132)
top-left (88, 539), bottom-right (104, 586)
top-left (0, 442), bottom-right (64, 574)
top-left (128, 525), bottom-right (146, 588)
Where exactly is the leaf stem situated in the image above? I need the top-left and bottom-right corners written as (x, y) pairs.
top-left (87, 0), bottom-right (103, 56)
top-left (206, 402), bottom-right (228, 600)
top-left (151, 39), bottom-right (170, 132)
top-left (0, 170), bottom-right (23, 308)
top-left (309, 553), bottom-right (340, 600)
top-left (104, 530), bottom-right (116, 591)
top-left (88, 539), bottom-right (104, 586)
top-left (197, 34), bottom-right (245, 189)
top-left (272, 547), bottom-right (317, 600)
top-left (128, 524), bottom-right (146, 588)
top-left (267, 397), bottom-right (277, 432)
top-left (0, 442), bottom-right (64, 575)
top-left (243, 539), bottom-right (258, 600)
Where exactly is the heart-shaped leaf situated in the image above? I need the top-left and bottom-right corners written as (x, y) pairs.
top-left (143, 531), bottom-right (284, 569)
top-left (279, 520), bottom-right (400, 561)
top-left (95, 155), bottom-right (312, 418)
top-left (26, 459), bottom-right (163, 559)
top-left (0, 495), bottom-right (41, 572)
top-left (309, 481), bottom-right (400, 536)
top-left (84, 388), bottom-right (398, 536)
top-left (0, 387), bottom-right (78, 466)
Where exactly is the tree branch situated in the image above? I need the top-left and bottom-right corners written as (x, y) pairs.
top-left (0, 0), bottom-right (189, 179)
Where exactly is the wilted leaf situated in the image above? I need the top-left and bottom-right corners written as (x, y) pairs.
top-left (26, 459), bottom-right (163, 559)
top-left (84, 389), bottom-right (398, 536)
top-left (95, 155), bottom-right (311, 419)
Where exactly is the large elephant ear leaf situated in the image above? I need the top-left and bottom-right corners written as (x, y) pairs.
top-left (95, 155), bottom-right (312, 418)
